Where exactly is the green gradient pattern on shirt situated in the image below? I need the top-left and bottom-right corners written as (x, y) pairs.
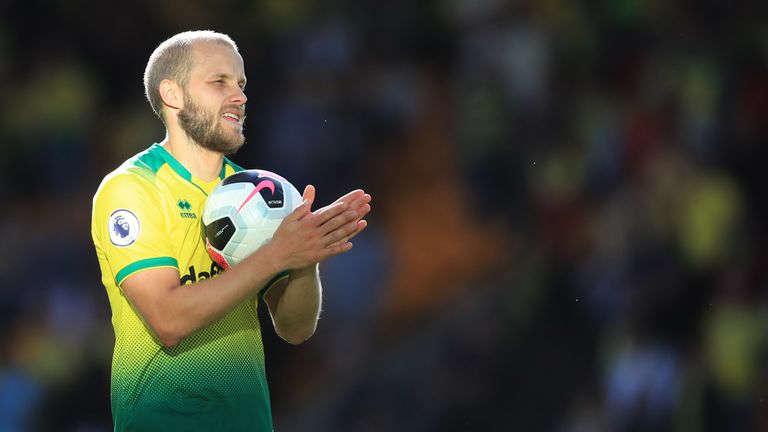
top-left (113, 303), bottom-right (271, 431)
top-left (92, 144), bottom-right (273, 431)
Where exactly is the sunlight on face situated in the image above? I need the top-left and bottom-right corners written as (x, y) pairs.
top-left (177, 90), bottom-right (245, 155)
top-left (177, 42), bottom-right (247, 155)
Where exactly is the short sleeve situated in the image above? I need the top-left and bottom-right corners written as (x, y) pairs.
top-left (92, 171), bottom-right (178, 286)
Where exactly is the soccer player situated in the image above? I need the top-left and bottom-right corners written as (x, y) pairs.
top-left (91, 30), bottom-right (371, 431)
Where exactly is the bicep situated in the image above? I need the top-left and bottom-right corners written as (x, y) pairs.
top-left (121, 267), bottom-right (180, 326)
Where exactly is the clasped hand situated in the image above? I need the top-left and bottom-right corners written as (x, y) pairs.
top-left (268, 185), bottom-right (371, 270)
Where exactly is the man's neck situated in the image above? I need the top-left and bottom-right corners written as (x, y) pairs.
top-left (161, 134), bottom-right (224, 182)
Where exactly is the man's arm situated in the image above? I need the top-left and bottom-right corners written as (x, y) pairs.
top-left (263, 264), bottom-right (321, 345)
top-left (121, 187), bottom-right (362, 348)
top-left (264, 187), bottom-right (371, 344)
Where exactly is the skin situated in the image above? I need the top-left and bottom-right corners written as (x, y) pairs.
top-left (121, 40), bottom-right (371, 347)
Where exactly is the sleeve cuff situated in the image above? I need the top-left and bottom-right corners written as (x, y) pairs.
top-left (261, 270), bottom-right (291, 298)
top-left (115, 257), bottom-right (179, 285)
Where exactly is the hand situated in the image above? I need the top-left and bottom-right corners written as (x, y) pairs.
top-left (316, 188), bottom-right (371, 247)
top-left (265, 185), bottom-right (370, 270)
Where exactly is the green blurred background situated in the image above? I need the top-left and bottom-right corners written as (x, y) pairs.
top-left (0, 0), bottom-right (766, 431)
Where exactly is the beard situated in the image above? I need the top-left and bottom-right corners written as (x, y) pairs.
top-left (177, 91), bottom-right (245, 155)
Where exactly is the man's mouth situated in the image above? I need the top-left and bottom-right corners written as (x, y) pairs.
top-left (222, 111), bottom-right (244, 126)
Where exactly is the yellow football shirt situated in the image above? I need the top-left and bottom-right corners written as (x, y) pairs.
top-left (92, 143), bottom-right (273, 431)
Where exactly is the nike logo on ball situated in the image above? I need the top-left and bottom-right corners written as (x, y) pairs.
top-left (236, 180), bottom-right (276, 214)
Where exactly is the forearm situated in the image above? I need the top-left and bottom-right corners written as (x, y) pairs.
top-left (151, 245), bottom-right (285, 346)
top-left (265, 264), bottom-right (322, 344)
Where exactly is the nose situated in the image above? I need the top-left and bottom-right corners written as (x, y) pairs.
top-left (231, 87), bottom-right (247, 106)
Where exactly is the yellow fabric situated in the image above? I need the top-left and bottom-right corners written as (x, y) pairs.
top-left (91, 143), bottom-right (274, 431)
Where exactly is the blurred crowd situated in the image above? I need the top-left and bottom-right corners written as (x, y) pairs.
top-left (1, 0), bottom-right (766, 431)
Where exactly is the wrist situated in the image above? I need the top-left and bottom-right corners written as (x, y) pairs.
top-left (249, 241), bottom-right (286, 278)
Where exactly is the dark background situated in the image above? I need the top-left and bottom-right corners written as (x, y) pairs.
top-left (1, 0), bottom-right (767, 431)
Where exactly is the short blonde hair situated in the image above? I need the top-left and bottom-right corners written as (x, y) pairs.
top-left (143, 30), bottom-right (239, 122)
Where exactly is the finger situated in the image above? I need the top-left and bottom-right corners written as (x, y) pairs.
top-left (320, 199), bottom-right (369, 223)
top-left (319, 206), bottom-right (362, 236)
top-left (320, 202), bottom-right (368, 224)
top-left (314, 202), bottom-right (351, 227)
top-left (346, 194), bottom-right (372, 213)
top-left (317, 190), bottom-right (366, 216)
top-left (327, 219), bottom-right (367, 247)
top-left (322, 217), bottom-right (361, 245)
top-left (333, 189), bottom-right (365, 206)
top-left (351, 202), bottom-right (371, 219)
top-left (338, 202), bottom-right (370, 227)
top-left (315, 200), bottom-right (347, 217)
top-left (325, 241), bottom-right (354, 257)
top-left (285, 185), bottom-right (316, 222)
top-left (302, 185), bottom-right (316, 209)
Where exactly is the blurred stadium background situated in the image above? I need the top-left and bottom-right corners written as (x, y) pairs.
top-left (1, 0), bottom-right (767, 431)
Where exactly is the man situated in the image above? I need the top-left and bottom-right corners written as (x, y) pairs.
top-left (91, 30), bottom-right (371, 431)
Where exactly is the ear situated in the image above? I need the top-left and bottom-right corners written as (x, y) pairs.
top-left (159, 79), bottom-right (183, 111)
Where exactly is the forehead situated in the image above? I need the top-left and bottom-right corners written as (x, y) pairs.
top-left (189, 41), bottom-right (245, 78)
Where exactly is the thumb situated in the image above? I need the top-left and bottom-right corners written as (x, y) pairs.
top-left (302, 184), bottom-right (316, 209)
top-left (286, 184), bottom-right (315, 222)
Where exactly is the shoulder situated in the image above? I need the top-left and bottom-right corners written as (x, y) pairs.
top-left (93, 165), bottom-right (154, 205)
top-left (93, 145), bottom-right (168, 208)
